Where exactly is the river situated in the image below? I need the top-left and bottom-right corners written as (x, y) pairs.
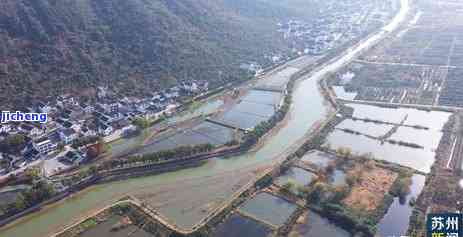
top-left (0, 0), bottom-right (409, 236)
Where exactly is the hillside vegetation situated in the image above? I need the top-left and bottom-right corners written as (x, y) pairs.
top-left (0, 0), bottom-right (316, 109)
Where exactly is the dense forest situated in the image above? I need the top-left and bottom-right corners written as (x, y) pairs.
top-left (0, 0), bottom-right (319, 109)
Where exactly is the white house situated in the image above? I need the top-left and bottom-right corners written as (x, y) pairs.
top-left (80, 127), bottom-right (97, 137)
top-left (0, 124), bottom-right (12, 133)
top-left (34, 139), bottom-right (58, 154)
top-left (19, 124), bottom-right (43, 137)
top-left (60, 128), bottom-right (78, 145)
top-left (99, 123), bottom-right (113, 136)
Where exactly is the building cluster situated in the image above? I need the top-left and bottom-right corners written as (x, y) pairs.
top-left (0, 81), bottom-right (209, 176)
top-left (277, 0), bottom-right (396, 55)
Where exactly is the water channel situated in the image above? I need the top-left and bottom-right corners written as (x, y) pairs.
top-left (0, 0), bottom-right (410, 236)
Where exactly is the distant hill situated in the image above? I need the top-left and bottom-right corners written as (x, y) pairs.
top-left (0, 0), bottom-right (316, 109)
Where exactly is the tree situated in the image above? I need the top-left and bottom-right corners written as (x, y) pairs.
top-left (132, 117), bottom-right (151, 129)
top-left (297, 186), bottom-right (311, 197)
top-left (0, 134), bottom-right (26, 154)
top-left (14, 193), bottom-right (27, 211)
top-left (308, 182), bottom-right (327, 203)
top-left (25, 167), bottom-right (41, 180)
top-left (281, 181), bottom-right (295, 194)
top-left (336, 147), bottom-right (352, 158)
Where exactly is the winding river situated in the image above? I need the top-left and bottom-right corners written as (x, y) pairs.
top-left (0, 1), bottom-right (409, 236)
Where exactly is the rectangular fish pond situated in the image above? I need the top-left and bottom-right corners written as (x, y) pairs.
top-left (213, 213), bottom-right (274, 237)
top-left (290, 210), bottom-right (351, 237)
top-left (214, 89), bottom-right (282, 130)
top-left (77, 215), bottom-right (152, 237)
top-left (274, 167), bottom-right (317, 193)
top-left (239, 192), bottom-right (298, 227)
top-left (137, 121), bottom-right (234, 155)
top-left (325, 129), bottom-right (436, 173)
top-left (377, 174), bottom-right (426, 237)
top-left (300, 150), bottom-right (336, 169)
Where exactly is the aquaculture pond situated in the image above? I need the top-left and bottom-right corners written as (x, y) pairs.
top-left (336, 119), bottom-right (394, 137)
top-left (326, 104), bottom-right (451, 173)
top-left (239, 192), bottom-right (297, 227)
top-left (167, 99), bottom-right (224, 125)
top-left (0, 1), bottom-right (411, 234)
top-left (390, 126), bottom-right (443, 151)
top-left (242, 90), bottom-right (282, 106)
top-left (78, 215), bottom-right (151, 237)
top-left (332, 86), bottom-right (358, 100)
top-left (300, 150), bottom-right (336, 169)
top-left (275, 167), bottom-right (317, 189)
top-left (137, 121), bottom-right (234, 155)
top-left (346, 103), bottom-right (451, 129)
top-left (215, 89), bottom-right (282, 130)
top-left (377, 174), bottom-right (426, 237)
top-left (328, 169), bottom-right (347, 186)
top-left (213, 213), bottom-right (273, 237)
top-left (290, 210), bottom-right (351, 237)
top-left (326, 130), bottom-right (435, 173)
top-left (255, 67), bottom-right (300, 90)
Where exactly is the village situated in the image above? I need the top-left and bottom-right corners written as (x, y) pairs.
top-left (0, 80), bottom-right (210, 178)
top-left (3, 0), bottom-right (452, 237)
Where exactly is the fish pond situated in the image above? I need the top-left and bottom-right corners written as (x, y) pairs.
top-left (239, 192), bottom-right (298, 227)
top-left (328, 169), bottom-right (347, 186)
top-left (290, 210), bottom-right (351, 237)
top-left (168, 99), bottom-right (224, 125)
top-left (213, 213), bottom-right (273, 237)
top-left (300, 150), bottom-right (336, 169)
top-left (326, 130), bottom-right (434, 173)
top-left (332, 86), bottom-right (358, 100)
top-left (77, 215), bottom-right (151, 237)
top-left (377, 174), bottom-right (426, 237)
top-left (275, 167), bottom-right (317, 189)
top-left (336, 119), bottom-right (393, 137)
top-left (326, 104), bottom-right (451, 173)
top-left (215, 89), bottom-right (282, 130)
top-left (137, 121), bottom-right (234, 155)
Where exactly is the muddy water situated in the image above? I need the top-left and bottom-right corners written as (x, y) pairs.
top-left (291, 210), bottom-right (351, 237)
top-left (275, 167), bottom-right (317, 188)
top-left (212, 213), bottom-right (273, 237)
top-left (0, 62), bottom-right (328, 237)
top-left (377, 174), bottom-right (426, 237)
top-left (239, 192), bottom-right (297, 227)
top-left (326, 104), bottom-right (450, 173)
top-left (0, 0), bottom-right (410, 235)
top-left (167, 99), bottom-right (224, 124)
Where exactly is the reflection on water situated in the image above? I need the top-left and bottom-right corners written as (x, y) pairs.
top-left (377, 174), bottom-right (426, 237)
top-left (137, 121), bottom-right (234, 155)
top-left (327, 104), bottom-right (451, 173)
top-left (0, 60), bottom-right (327, 237)
top-left (291, 210), bottom-right (351, 237)
top-left (336, 119), bottom-right (393, 137)
top-left (239, 192), bottom-right (297, 227)
top-left (275, 167), bottom-right (317, 189)
top-left (329, 169), bottom-right (347, 186)
top-left (215, 89), bottom-right (282, 130)
top-left (332, 86), bottom-right (358, 100)
top-left (78, 215), bottom-right (151, 237)
top-left (346, 103), bottom-right (451, 130)
top-left (0, 0), bottom-right (411, 234)
top-left (300, 150), bottom-right (336, 169)
top-left (213, 213), bottom-right (273, 237)
top-left (168, 99), bottom-right (224, 124)
top-left (326, 130), bottom-right (434, 173)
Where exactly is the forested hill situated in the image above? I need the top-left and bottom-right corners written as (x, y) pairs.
top-left (0, 0), bottom-right (316, 109)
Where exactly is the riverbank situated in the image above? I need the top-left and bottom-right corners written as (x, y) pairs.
top-left (0, 1), bottom-right (411, 236)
